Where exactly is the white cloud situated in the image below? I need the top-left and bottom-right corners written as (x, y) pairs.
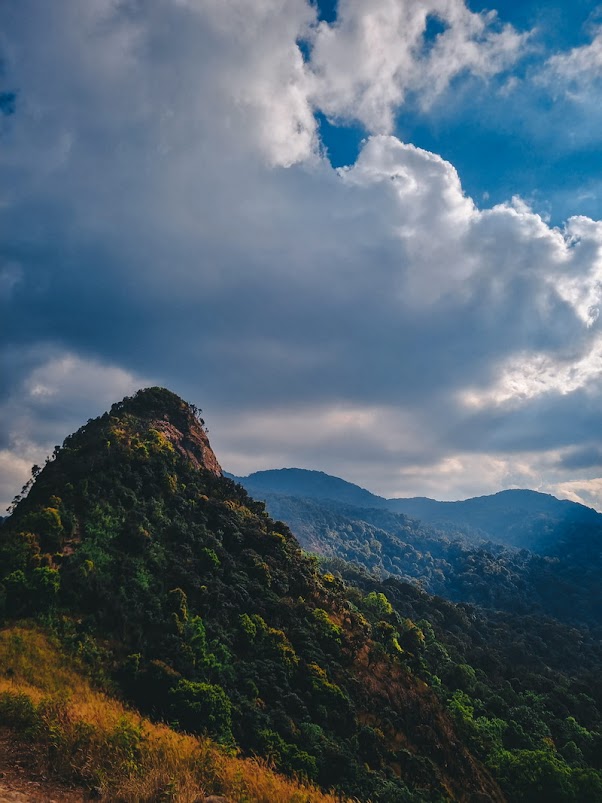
top-left (547, 478), bottom-right (602, 511)
top-left (541, 26), bottom-right (602, 100)
top-left (462, 337), bottom-right (602, 409)
top-left (310, 0), bottom-right (526, 132)
top-left (22, 354), bottom-right (146, 405)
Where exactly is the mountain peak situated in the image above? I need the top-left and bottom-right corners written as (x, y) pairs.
top-left (108, 387), bottom-right (222, 476)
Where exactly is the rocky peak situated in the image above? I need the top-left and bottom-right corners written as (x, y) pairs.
top-left (149, 415), bottom-right (221, 476)
top-left (110, 387), bottom-right (222, 476)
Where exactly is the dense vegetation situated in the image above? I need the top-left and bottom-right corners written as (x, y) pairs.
top-left (0, 624), bottom-right (347, 802)
top-left (1, 387), bottom-right (601, 801)
top-left (325, 561), bottom-right (602, 803)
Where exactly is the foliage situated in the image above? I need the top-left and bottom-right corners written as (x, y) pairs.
top-left (331, 561), bottom-right (602, 803)
top-left (169, 679), bottom-right (233, 743)
top-left (258, 492), bottom-right (602, 628)
top-left (0, 624), bottom-right (348, 802)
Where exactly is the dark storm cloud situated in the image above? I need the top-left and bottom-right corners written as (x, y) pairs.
top-left (557, 445), bottom-right (602, 471)
top-left (0, 91), bottom-right (16, 116)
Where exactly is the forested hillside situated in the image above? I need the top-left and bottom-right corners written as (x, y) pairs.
top-left (328, 561), bottom-right (602, 803)
top-left (1, 389), bottom-right (601, 801)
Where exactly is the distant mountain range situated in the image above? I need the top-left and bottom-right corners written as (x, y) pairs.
top-left (228, 468), bottom-right (602, 626)
top-left (227, 468), bottom-right (388, 510)
top-left (228, 467), bottom-right (602, 553)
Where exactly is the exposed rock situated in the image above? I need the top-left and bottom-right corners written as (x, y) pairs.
top-left (150, 416), bottom-right (222, 476)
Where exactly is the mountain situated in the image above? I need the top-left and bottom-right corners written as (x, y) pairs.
top-left (227, 467), bottom-right (388, 510)
top-left (231, 468), bottom-right (602, 553)
top-left (387, 489), bottom-right (602, 552)
top-left (2, 388), bottom-right (602, 802)
top-left (231, 470), bottom-right (602, 626)
top-left (0, 388), bottom-right (503, 802)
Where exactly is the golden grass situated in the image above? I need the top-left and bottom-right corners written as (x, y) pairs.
top-left (0, 625), bottom-right (349, 803)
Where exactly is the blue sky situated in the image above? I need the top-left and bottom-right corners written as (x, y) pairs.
top-left (2, 0), bottom-right (602, 510)
top-left (317, 0), bottom-right (602, 222)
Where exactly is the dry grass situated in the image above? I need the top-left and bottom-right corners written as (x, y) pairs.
top-left (0, 625), bottom-right (349, 802)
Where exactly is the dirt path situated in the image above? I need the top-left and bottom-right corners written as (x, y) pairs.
top-left (0, 774), bottom-right (85, 802)
top-left (0, 731), bottom-right (86, 802)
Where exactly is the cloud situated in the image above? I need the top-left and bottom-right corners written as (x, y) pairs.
top-left (0, 92), bottom-right (16, 116)
top-left (556, 445), bottom-right (602, 471)
top-left (540, 26), bottom-right (602, 100)
top-left (547, 478), bottom-right (602, 510)
top-left (0, 262), bottom-right (22, 300)
top-left (526, 25), bottom-right (602, 160)
top-left (309, 0), bottom-right (526, 131)
top-left (1, 0), bottom-right (602, 509)
top-left (461, 334), bottom-right (602, 409)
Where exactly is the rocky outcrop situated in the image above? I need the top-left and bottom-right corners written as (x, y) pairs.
top-left (150, 416), bottom-right (221, 476)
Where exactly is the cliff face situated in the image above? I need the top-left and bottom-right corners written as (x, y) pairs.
top-left (110, 386), bottom-right (222, 476)
top-left (0, 388), bottom-right (504, 802)
top-left (147, 416), bottom-right (221, 475)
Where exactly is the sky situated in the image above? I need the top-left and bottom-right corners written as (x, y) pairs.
top-left (2, 0), bottom-right (602, 510)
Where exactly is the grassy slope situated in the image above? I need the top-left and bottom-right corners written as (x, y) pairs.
top-left (0, 623), bottom-right (347, 803)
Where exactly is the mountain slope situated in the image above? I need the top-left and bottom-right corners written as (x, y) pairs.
top-left (0, 623), bottom-right (345, 803)
top-left (387, 489), bottom-right (602, 552)
top-left (330, 562), bottom-right (602, 803)
top-left (0, 388), bottom-right (503, 803)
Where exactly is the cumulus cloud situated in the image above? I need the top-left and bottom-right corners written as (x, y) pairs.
top-left (1, 0), bottom-right (602, 509)
top-left (548, 478), bottom-right (602, 510)
top-left (462, 335), bottom-right (602, 409)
